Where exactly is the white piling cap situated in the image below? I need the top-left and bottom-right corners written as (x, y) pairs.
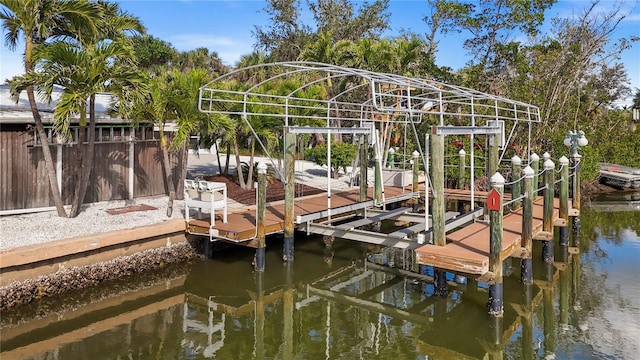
top-left (257, 161), bottom-right (268, 174)
top-left (388, 147), bottom-right (395, 154)
top-left (543, 152), bottom-right (551, 160)
top-left (559, 156), bottom-right (569, 165)
top-left (459, 149), bottom-right (466, 155)
top-left (530, 153), bottom-right (540, 162)
top-left (544, 158), bottom-right (555, 169)
top-left (412, 150), bottom-right (420, 158)
top-left (490, 172), bottom-right (505, 185)
top-left (511, 155), bottom-right (521, 165)
top-left (523, 165), bottom-right (534, 177)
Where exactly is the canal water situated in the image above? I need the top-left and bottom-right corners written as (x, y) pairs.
top-left (2, 192), bottom-right (639, 359)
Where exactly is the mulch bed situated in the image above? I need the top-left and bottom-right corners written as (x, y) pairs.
top-left (202, 174), bottom-right (325, 205)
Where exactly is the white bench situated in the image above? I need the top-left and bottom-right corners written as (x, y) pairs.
top-left (184, 180), bottom-right (228, 228)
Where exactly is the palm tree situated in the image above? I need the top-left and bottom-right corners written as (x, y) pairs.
top-left (62, 0), bottom-right (144, 218)
top-left (11, 39), bottom-right (144, 217)
top-left (170, 68), bottom-right (235, 211)
top-left (1, 0), bottom-right (98, 217)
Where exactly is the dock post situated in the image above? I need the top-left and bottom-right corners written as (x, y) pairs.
top-left (431, 129), bottom-right (445, 246)
top-left (458, 149), bottom-right (466, 214)
top-left (431, 129), bottom-right (447, 296)
top-left (360, 135), bottom-right (368, 202)
top-left (283, 129), bottom-right (296, 262)
top-left (387, 147), bottom-right (395, 168)
top-left (488, 135), bottom-right (499, 181)
top-left (542, 158), bottom-right (555, 263)
top-left (559, 156), bottom-right (569, 246)
top-left (571, 153), bottom-right (582, 235)
top-left (488, 172), bottom-right (505, 316)
top-left (412, 150), bottom-right (420, 212)
top-left (530, 152), bottom-right (540, 193)
top-left (521, 166), bottom-right (534, 285)
top-left (511, 155), bottom-right (522, 210)
top-left (255, 162), bottom-right (268, 271)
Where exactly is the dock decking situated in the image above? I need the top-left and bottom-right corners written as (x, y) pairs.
top-left (186, 186), bottom-right (417, 244)
top-left (415, 197), bottom-right (563, 276)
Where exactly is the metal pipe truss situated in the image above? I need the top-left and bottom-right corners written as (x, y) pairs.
top-left (199, 61), bottom-right (540, 126)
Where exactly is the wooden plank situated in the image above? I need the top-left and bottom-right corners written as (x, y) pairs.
top-left (415, 197), bottom-right (561, 275)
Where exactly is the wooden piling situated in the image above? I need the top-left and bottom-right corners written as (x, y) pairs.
top-left (488, 135), bottom-right (499, 179)
top-left (412, 150), bottom-right (420, 212)
top-left (255, 162), bottom-right (267, 271)
top-left (559, 156), bottom-right (569, 246)
top-left (431, 130), bottom-right (447, 297)
top-left (431, 129), bottom-right (445, 246)
top-left (458, 149), bottom-right (466, 189)
top-left (571, 153), bottom-right (582, 237)
top-left (283, 130), bottom-right (296, 261)
top-left (530, 153), bottom-right (540, 193)
top-left (542, 158), bottom-right (555, 263)
top-left (511, 155), bottom-right (522, 210)
top-left (520, 166), bottom-right (534, 285)
top-left (360, 135), bottom-right (368, 203)
top-left (488, 172), bottom-right (505, 316)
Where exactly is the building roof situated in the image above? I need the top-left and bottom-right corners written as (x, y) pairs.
top-left (0, 84), bottom-right (133, 125)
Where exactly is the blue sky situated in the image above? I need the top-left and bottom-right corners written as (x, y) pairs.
top-left (1, 0), bottom-right (639, 105)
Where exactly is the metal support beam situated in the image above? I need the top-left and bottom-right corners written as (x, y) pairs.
top-left (432, 125), bottom-right (502, 136)
top-left (287, 126), bottom-right (372, 134)
top-left (295, 192), bottom-right (420, 224)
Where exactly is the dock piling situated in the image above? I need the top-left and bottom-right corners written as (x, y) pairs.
top-left (542, 158), bottom-right (555, 263)
top-left (488, 172), bottom-right (505, 316)
top-left (520, 166), bottom-right (534, 285)
top-left (571, 153), bottom-right (582, 235)
top-left (431, 129), bottom-right (445, 246)
top-left (255, 162), bottom-right (268, 271)
top-left (284, 130), bottom-right (296, 261)
top-left (511, 155), bottom-right (522, 210)
top-left (530, 153), bottom-right (540, 192)
top-left (559, 156), bottom-right (569, 246)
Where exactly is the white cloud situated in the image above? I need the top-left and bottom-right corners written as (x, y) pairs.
top-left (168, 34), bottom-right (236, 49)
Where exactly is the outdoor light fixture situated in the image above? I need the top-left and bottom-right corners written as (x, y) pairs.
top-left (564, 130), bottom-right (588, 157)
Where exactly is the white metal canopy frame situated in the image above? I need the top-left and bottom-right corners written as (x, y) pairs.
top-left (198, 62), bottom-right (541, 201)
top-left (199, 61), bottom-right (540, 125)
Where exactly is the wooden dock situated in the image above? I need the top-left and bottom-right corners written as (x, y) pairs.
top-left (185, 186), bottom-right (417, 245)
top-left (415, 197), bottom-right (564, 277)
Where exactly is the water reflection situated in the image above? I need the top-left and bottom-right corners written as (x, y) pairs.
top-left (1, 192), bottom-right (638, 359)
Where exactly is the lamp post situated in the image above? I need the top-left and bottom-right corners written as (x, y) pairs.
top-left (563, 130), bottom-right (588, 239)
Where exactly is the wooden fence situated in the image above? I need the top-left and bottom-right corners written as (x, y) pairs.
top-left (0, 124), bottom-right (184, 212)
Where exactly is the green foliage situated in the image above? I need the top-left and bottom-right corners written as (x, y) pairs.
top-left (309, 142), bottom-right (357, 178)
top-left (130, 34), bottom-right (177, 70)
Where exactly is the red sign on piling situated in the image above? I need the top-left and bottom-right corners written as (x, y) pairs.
top-left (487, 188), bottom-right (501, 211)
